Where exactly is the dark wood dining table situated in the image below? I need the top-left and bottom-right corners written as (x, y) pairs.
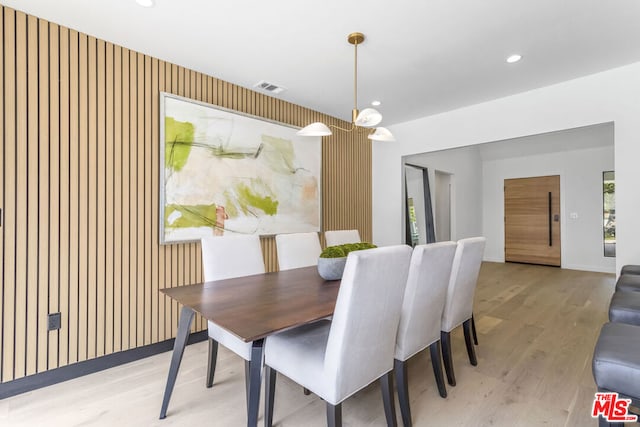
top-left (158, 266), bottom-right (340, 427)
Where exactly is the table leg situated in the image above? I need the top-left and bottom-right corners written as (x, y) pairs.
top-left (159, 306), bottom-right (195, 419)
top-left (247, 339), bottom-right (264, 427)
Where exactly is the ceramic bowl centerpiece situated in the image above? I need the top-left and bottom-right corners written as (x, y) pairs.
top-left (317, 242), bottom-right (377, 280)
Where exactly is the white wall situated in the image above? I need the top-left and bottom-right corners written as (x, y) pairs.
top-left (404, 147), bottom-right (483, 242)
top-left (373, 61), bottom-right (640, 274)
top-left (482, 146), bottom-right (615, 273)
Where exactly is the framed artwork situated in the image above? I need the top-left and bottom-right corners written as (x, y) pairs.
top-left (160, 92), bottom-right (321, 244)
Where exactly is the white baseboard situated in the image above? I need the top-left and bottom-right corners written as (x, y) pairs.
top-left (482, 258), bottom-right (615, 274)
top-left (561, 263), bottom-right (616, 274)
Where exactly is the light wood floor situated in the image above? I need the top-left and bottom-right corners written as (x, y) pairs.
top-left (0, 262), bottom-right (622, 426)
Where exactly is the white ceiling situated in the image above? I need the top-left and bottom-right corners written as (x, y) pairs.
top-left (4, 0), bottom-right (640, 125)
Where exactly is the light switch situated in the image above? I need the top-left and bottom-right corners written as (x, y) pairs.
top-left (569, 212), bottom-right (578, 219)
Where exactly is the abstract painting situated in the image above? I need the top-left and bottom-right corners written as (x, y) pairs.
top-left (160, 93), bottom-right (321, 243)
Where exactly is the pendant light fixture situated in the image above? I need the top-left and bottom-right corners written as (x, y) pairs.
top-left (297, 32), bottom-right (395, 142)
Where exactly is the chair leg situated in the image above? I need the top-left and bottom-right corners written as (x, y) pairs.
top-left (440, 331), bottom-right (456, 386)
top-left (471, 314), bottom-right (478, 345)
top-left (463, 319), bottom-right (478, 366)
top-left (264, 366), bottom-right (276, 427)
top-left (380, 371), bottom-right (398, 427)
top-left (394, 359), bottom-right (411, 427)
top-left (429, 341), bottom-right (447, 398)
top-left (206, 338), bottom-right (218, 388)
top-left (326, 402), bottom-right (342, 427)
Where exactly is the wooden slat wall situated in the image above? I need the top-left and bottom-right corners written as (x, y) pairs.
top-left (0, 5), bottom-right (372, 383)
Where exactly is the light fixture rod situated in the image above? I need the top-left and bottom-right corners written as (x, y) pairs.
top-left (354, 40), bottom-right (358, 118)
top-left (348, 32), bottom-right (365, 124)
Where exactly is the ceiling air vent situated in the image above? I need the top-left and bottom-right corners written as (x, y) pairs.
top-left (254, 80), bottom-right (286, 95)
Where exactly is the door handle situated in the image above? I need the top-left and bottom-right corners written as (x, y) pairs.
top-left (548, 192), bottom-right (552, 247)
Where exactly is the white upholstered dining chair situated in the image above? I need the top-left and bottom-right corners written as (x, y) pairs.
top-left (394, 241), bottom-right (457, 427)
top-left (275, 232), bottom-right (322, 270)
top-left (324, 229), bottom-right (361, 247)
top-left (440, 236), bottom-right (486, 387)
top-left (264, 245), bottom-right (413, 427)
top-left (200, 234), bottom-right (265, 402)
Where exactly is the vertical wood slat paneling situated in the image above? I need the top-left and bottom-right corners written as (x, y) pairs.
top-left (27, 12), bottom-right (41, 376)
top-left (67, 28), bottom-right (79, 365)
top-left (144, 55), bottom-right (152, 345)
top-left (96, 38), bottom-right (106, 358)
top-left (112, 44), bottom-right (122, 354)
top-left (87, 35), bottom-right (97, 361)
top-left (37, 17), bottom-right (50, 374)
top-left (15, 10), bottom-right (28, 380)
top-left (136, 52), bottom-right (144, 347)
top-left (126, 49), bottom-right (135, 349)
top-left (120, 48), bottom-right (130, 352)
top-left (0, 4), bottom-right (372, 383)
top-left (77, 31), bottom-right (88, 364)
top-left (150, 57), bottom-right (159, 344)
top-left (0, 6), bottom-right (5, 382)
top-left (47, 21), bottom-right (60, 372)
top-left (58, 25), bottom-right (69, 368)
top-left (104, 40), bottom-right (114, 357)
top-left (1, 7), bottom-right (10, 383)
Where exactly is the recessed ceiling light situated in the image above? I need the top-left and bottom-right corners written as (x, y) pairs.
top-left (506, 54), bottom-right (522, 64)
top-left (371, 100), bottom-right (381, 106)
top-left (136, 0), bottom-right (154, 7)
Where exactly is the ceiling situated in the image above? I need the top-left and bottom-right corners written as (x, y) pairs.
top-left (4, 0), bottom-right (640, 126)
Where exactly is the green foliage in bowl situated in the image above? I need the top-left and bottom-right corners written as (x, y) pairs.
top-left (320, 242), bottom-right (377, 258)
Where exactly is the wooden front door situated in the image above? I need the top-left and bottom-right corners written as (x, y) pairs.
top-left (504, 175), bottom-right (561, 266)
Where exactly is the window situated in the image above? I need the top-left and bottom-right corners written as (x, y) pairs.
top-left (603, 171), bottom-right (615, 257)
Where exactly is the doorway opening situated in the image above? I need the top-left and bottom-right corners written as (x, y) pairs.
top-left (400, 122), bottom-right (614, 274)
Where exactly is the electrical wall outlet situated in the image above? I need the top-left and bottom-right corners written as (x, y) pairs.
top-left (48, 313), bottom-right (62, 331)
